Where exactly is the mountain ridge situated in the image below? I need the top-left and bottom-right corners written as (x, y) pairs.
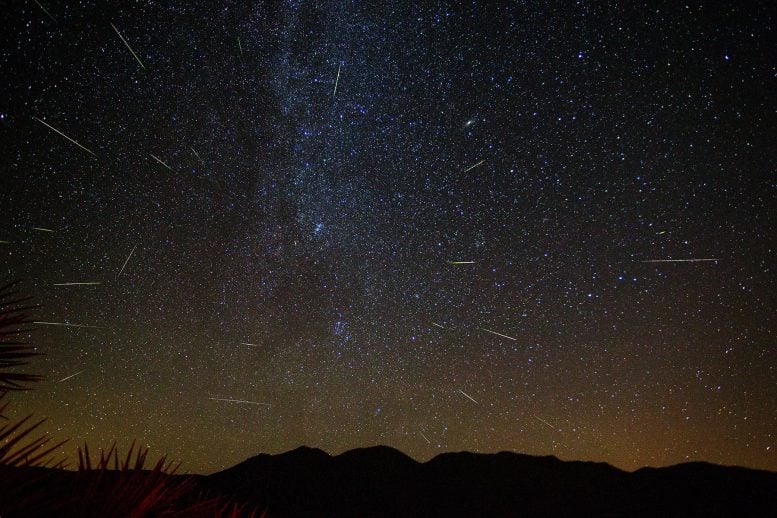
top-left (202, 445), bottom-right (777, 517)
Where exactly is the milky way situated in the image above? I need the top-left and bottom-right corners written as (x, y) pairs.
top-left (1, 2), bottom-right (774, 473)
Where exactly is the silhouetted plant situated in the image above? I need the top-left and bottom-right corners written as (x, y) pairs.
top-left (69, 441), bottom-right (262, 517)
top-left (0, 281), bottom-right (66, 469)
top-left (0, 392), bottom-right (67, 468)
top-left (69, 440), bottom-right (191, 516)
top-left (0, 281), bottom-right (44, 392)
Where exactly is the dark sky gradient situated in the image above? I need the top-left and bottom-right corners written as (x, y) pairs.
top-left (1, 1), bottom-right (774, 474)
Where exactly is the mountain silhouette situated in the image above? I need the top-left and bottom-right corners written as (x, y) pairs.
top-left (2, 446), bottom-right (776, 517)
top-left (202, 446), bottom-right (777, 517)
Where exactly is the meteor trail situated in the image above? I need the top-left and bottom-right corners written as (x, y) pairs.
top-left (333, 63), bottom-right (341, 97)
top-left (53, 282), bottom-right (102, 286)
top-left (110, 22), bottom-right (146, 69)
top-left (419, 430), bottom-right (431, 444)
top-left (480, 327), bottom-right (517, 341)
top-left (458, 389), bottom-right (478, 404)
top-left (190, 147), bottom-right (203, 162)
top-left (447, 261), bottom-right (475, 265)
top-left (33, 0), bottom-right (56, 22)
top-left (431, 322), bottom-right (446, 329)
top-left (31, 227), bottom-right (54, 232)
top-left (208, 397), bottom-right (271, 406)
top-left (58, 370), bottom-right (84, 383)
top-left (463, 159), bottom-right (484, 172)
top-left (33, 117), bottom-right (97, 157)
top-left (34, 321), bottom-right (101, 329)
top-left (641, 258), bottom-right (720, 263)
top-left (239, 342), bottom-right (261, 347)
top-left (150, 154), bottom-right (173, 171)
top-left (533, 415), bottom-right (556, 430)
top-left (118, 244), bottom-right (137, 277)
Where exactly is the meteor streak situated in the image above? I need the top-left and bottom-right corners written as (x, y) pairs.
top-left (33, 0), bottom-right (56, 22)
top-left (333, 63), bottom-right (341, 97)
top-left (431, 322), bottom-right (446, 329)
top-left (33, 117), bottom-right (97, 157)
top-left (150, 154), bottom-right (173, 171)
top-left (641, 258), bottom-right (719, 263)
top-left (463, 159), bottom-right (484, 172)
top-left (58, 370), bottom-right (84, 383)
top-left (34, 321), bottom-right (101, 329)
top-left (458, 389), bottom-right (478, 404)
top-left (447, 261), bottom-right (475, 265)
top-left (118, 244), bottom-right (137, 277)
top-left (419, 430), bottom-right (431, 444)
top-left (53, 282), bottom-right (101, 286)
top-left (110, 22), bottom-right (146, 69)
top-left (479, 328), bottom-right (517, 341)
top-left (31, 227), bottom-right (55, 232)
top-left (533, 415), bottom-right (555, 429)
top-left (239, 342), bottom-right (261, 347)
top-left (190, 147), bottom-right (203, 162)
top-left (208, 397), bottom-right (271, 406)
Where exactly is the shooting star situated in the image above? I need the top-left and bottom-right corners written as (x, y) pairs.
top-left (447, 260), bottom-right (475, 265)
top-left (150, 154), bottom-right (173, 171)
top-left (58, 370), bottom-right (84, 383)
top-left (0, 240), bottom-right (11, 244)
top-left (533, 415), bottom-right (556, 430)
top-left (239, 342), bottom-right (261, 347)
top-left (208, 397), bottom-right (271, 406)
top-left (419, 430), bottom-right (431, 444)
top-left (31, 227), bottom-right (55, 232)
top-left (458, 389), bottom-right (479, 405)
top-left (33, 0), bottom-right (56, 22)
top-left (641, 258), bottom-right (720, 263)
top-left (237, 36), bottom-right (243, 56)
top-left (53, 282), bottom-right (101, 286)
top-left (431, 322), bottom-right (447, 329)
top-left (333, 63), bottom-right (341, 97)
top-left (479, 327), bottom-right (517, 341)
top-left (33, 321), bottom-right (102, 329)
top-left (118, 244), bottom-right (137, 277)
top-left (33, 116), bottom-right (97, 157)
top-left (110, 22), bottom-right (145, 69)
top-left (190, 146), bottom-right (203, 162)
top-left (463, 159), bottom-right (485, 172)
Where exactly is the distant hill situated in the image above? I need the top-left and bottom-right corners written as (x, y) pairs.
top-left (2, 446), bottom-right (776, 517)
top-left (203, 446), bottom-right (777, 517)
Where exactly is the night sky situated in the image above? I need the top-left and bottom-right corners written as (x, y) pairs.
top-left (2, 1), bottom-right (775, 474)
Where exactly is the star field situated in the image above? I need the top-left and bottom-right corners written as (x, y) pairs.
top-left (1, 1), bottom-right (775, 473)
